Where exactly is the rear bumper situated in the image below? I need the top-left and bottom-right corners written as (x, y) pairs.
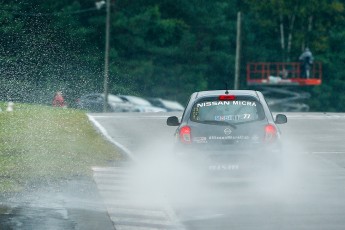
top-left (174, 142), bottom-right (282, 156)
top-left (174, 143), bottom-right (283, 177)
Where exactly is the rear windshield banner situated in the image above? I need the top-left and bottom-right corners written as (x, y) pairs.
top-left (196, 101), bottom-right (257, 107)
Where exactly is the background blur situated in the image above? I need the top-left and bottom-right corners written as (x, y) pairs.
top-left (0, 0), bottom-right (344, 111)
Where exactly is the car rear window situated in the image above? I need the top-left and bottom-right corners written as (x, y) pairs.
top-left (190, 97), bottom-right (265, 124)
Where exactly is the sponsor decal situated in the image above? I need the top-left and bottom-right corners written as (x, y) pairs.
top-left (224, 128), bottom-right (232, 135)
top-left (209, 165), bottom-right (240, 171)
top-left (209, 136), bottom-right (249, 140)
top-left (193, 137), bottom-right (207, 143)
top-left (215, 114), bottom-right (251, 121)
top-left (197, 101), bottom-right (256, 108)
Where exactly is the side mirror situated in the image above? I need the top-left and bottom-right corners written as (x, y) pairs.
top-left (275, 114), bottom-right (287, 124)
top-left (167, 116), bottom-right (180, 126)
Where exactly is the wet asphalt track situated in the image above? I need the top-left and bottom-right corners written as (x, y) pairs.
top-left (90, 112), bottom-right (345, 230)
top-left (2, 112), bottom-right (345, 230)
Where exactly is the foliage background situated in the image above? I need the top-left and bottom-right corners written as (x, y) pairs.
top-left (0, 0), bottom-right (344, 111)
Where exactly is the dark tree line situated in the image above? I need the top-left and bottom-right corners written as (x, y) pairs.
top-left (0, 0), bottom-right (344, 111)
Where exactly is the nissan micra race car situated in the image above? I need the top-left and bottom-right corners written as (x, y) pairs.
top-left (167, 90), bottom-right (287, 177)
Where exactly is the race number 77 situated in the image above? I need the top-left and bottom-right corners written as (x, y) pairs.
top-left (243, 114), bottom-right (251, 119)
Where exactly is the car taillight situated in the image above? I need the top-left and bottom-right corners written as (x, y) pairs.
top-left (265, 124), bottom-right (277, 142)
top-left (219, 95), bottom-right (236, 101)
top-left (179, 126), bottom-right (191, 144)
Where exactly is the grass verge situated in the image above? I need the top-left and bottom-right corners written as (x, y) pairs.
top-left (0, 102), bottom-right (121, 192)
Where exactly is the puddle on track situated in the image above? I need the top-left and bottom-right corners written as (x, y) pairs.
top-left (0, 178), bottom-right (114, 230)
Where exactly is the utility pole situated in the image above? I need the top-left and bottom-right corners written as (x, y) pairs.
top-left (234, 11), bottom-right (241, 90)
top-left (103, 0), bottom-right (111, 112)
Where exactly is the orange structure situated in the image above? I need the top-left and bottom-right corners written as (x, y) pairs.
top-left (246, 62), bottom-right (322, 86)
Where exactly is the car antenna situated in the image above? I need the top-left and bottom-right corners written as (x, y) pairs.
top-left (225, 82), bottom-right (229, 94)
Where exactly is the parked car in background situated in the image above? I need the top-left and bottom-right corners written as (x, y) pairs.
top-left (146, 98), bottom-right (184, 112)
top-left (118, 95), bottom-right (167, 112)
top-left (76, 93), bottom-right (134, 112)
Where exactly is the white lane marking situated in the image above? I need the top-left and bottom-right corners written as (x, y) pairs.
top-left (89, 114), bottom-right (185, 230)
top-left (92, 166), bottom-right (131, 173)
top-left (92, 113), bottom-right (345, 120)
top-left (92, 116), bottom-right (170, 119)
top-left (107, 208), bottom-right (167, 218)
top-left (87, 114), bottom-right (138, 161)
top-left (284, 114), bottom-right (345, 119)
top-left (179, 213), bottom-right (225, 222)
top-left (110, 216), bottom-right (174, 225)
top-left (93, 167), bottom-right (185, 230)
top-left (115, 224), bottom-right (172, 230)
top-left (312, 152), bottom-right (345, 154)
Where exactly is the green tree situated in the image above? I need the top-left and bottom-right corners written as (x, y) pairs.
top-left (240, 0), bottom-right (345, 111)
